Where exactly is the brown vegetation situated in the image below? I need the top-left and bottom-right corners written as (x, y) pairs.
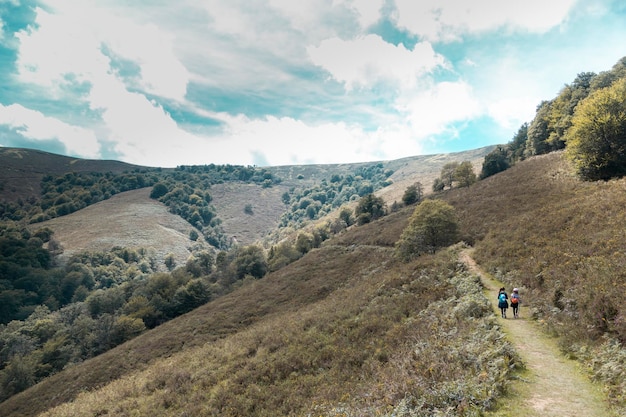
top-left (1, 211), bottom-right (516, 416)
top-left (2, 147), bottom-right (625, 416)
top-left (446, 151), bottom-right (626, 407)
top-left (29, 187), bottom-right (210, 269)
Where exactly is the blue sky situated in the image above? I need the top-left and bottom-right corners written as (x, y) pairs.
top-left (0, 0), bottom-right (625, 167)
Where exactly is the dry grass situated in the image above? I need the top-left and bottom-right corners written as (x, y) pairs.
top-left (0, 147), bottom-right (141, 203)
top-left (5, 147), bottom-right (624, 416)
top-left (28, 188), bottom-right (211, 269)
top-left (445, 151), bottom-right (626, 410)
top-left (1, 220), bottom-right (514, 417)
top-left (33, 244), bottom-right (515, 417)
top-left (209, 182), bottom-right (294, 246)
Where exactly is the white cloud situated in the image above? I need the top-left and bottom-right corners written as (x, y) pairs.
top-left (487, 97), bottom-right (538, 130)
top-left (307, 34), bottom-right (446, 90)
top-left (211, 114), bottom-right (376, 165)
top-left (11, 3), bottom-right (196, 166)
top-left (397, 81), bottom-right (482, 138)
top-left (394, 0), bottom-right (577, 41)
top-left (0, 103), bottom-right (101, 158)
top-left (347, 0), bottom-right (384, 28)
top-left (17, 4), bottom-right (188, 101)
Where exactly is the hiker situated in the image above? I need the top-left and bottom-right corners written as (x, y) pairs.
top-left (510, 288), bottom-right (521, 318)
top-left (498, 287), bottom-right (509, 318)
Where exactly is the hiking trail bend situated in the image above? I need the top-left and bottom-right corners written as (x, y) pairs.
top-left (459, 249), bottom-right (614, 417)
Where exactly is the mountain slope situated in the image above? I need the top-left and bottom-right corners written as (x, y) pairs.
top-left (0, 147), bottom-right (142, 203)
top-left (2, 145), bottom-right (494, 252)
top-left (29, 187), bottom-right (211, 269)
top-left (2, 151), bottom-right (624, 416)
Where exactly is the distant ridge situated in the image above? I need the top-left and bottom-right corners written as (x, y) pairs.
top-left (0, 147), bottom-right (144, 202)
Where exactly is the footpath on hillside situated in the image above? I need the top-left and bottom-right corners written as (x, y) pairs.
top-left (459, 249), bottom-right (614, 417)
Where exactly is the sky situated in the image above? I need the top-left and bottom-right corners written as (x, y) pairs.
top-left (0, 1), bottom-right (625, 168)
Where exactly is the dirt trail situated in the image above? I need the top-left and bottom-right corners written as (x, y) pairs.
top-left (460, 249), bottom-right (614, 417)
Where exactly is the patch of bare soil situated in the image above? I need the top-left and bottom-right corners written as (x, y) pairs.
top-left (30, 188), bottom-right (210, 270)
top-left (460, 249), bottom-right (614, 417)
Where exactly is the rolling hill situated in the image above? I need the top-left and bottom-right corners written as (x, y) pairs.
top-left (1, 145), bottom-right (493, 252)
top-left (1, 150), bottom-right (625, 416)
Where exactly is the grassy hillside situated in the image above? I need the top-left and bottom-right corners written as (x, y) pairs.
top-left (446, 151), bottom-right (626, 407)
top-left (0, 206), bottom-right (517, 416)
top-left (1, 243), bottom-right (515, 417)
top-left (5, 147), bottom-right (626, 415)
top-left (5, 150), bottom-right (626, 416)
top-left (28, 187), bottom-right (212, 269)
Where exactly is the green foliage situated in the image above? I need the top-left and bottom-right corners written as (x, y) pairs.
top-left (455, 161), bottom-right (477, 188)
top-left (1, 163), bottom-right (282, 251)
top-left (484, 59), bottom-right (626, 176)
top-left (232, 245), bottom-right (267, 279)
top-left (279, 163), bottom-right (392, 229)
top-left (0, 237), bottom-right (252, 401)
top-left (338, 206), bottom-right (354, 227)
top-left (432, 177), bottom-right (444, 192)
top-left (433, 161), bottom-right (476, 190)
top-left (480, 145), bottom-right (511, 179)
top-left (149, 182), bottom-right (168, 199)
top-left (439, 162), bottom-right (459, 189)
top-left (0, 227), bottom-right (57, 324)
top-left (565, 77), bottom-right (626, 180)
top-left (395, 199), bottom-right (459, 260)
top-left (11, 246), bottom-right (520, 417)
top-left (267, 241), bottom-right (301, 272)
top-left (402, 182), bottom-right (423, 206)
top-left (354, 193), bottom-right (386, 225)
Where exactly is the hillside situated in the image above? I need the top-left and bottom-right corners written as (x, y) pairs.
top-left (0, 147), bottom-right (143, 203)
top-left (1, 151), bottom-right (624, 416)
top-left (1, 145), bottom-right (493, 250)
top-left (28, 187), bottom-right (211, 269)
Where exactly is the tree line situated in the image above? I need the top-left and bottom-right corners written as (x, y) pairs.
top-left (480, 56), bottom-right (626, 181)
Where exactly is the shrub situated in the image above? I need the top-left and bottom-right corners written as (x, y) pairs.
top-left (395, 199), bottom-right (459, 261)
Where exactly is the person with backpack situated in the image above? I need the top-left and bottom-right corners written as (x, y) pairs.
top-left (498, 287), bottom-right (509, 318)
top-left (510, 288), bottom-right (521, 318)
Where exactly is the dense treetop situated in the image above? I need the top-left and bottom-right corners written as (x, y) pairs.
top-left (480, 56), bottom-right (626, 181)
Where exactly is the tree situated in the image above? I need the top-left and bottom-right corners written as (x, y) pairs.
top-left (267, 241), bottom-right (300, 272)
top-left (526, 101), bottom-right (552, 157)
top-left (0, 357), bottom-right (35, 400)
top-left (432, 178), bottom-right (445, 192)
top-left (480, 146), bottom-right (510, 179)
top-left (402, 182), bottom-right (423, 206)
top-left (172, 279), bottom-right (211, 315)
top-left (338, 207), bottom-right (353, 227)
top-left (509, 123), bottom-right (528, 162)
top-left (150, 183), bottom-right (168, 199)
top-left (233, 245), bottom-right (267, 279)
top-left (455, 161), bottom-right (477, 187)
top-left (354, 193), bottom-right (385, 225)
top-left (440, 162), bottom-right (459, 189)
top-left (164, 253), bottom-right (176, 271)
top-left (565, 78), bottom-right (626, 180)
top-left (395, 199), bottom-right (459, 260)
